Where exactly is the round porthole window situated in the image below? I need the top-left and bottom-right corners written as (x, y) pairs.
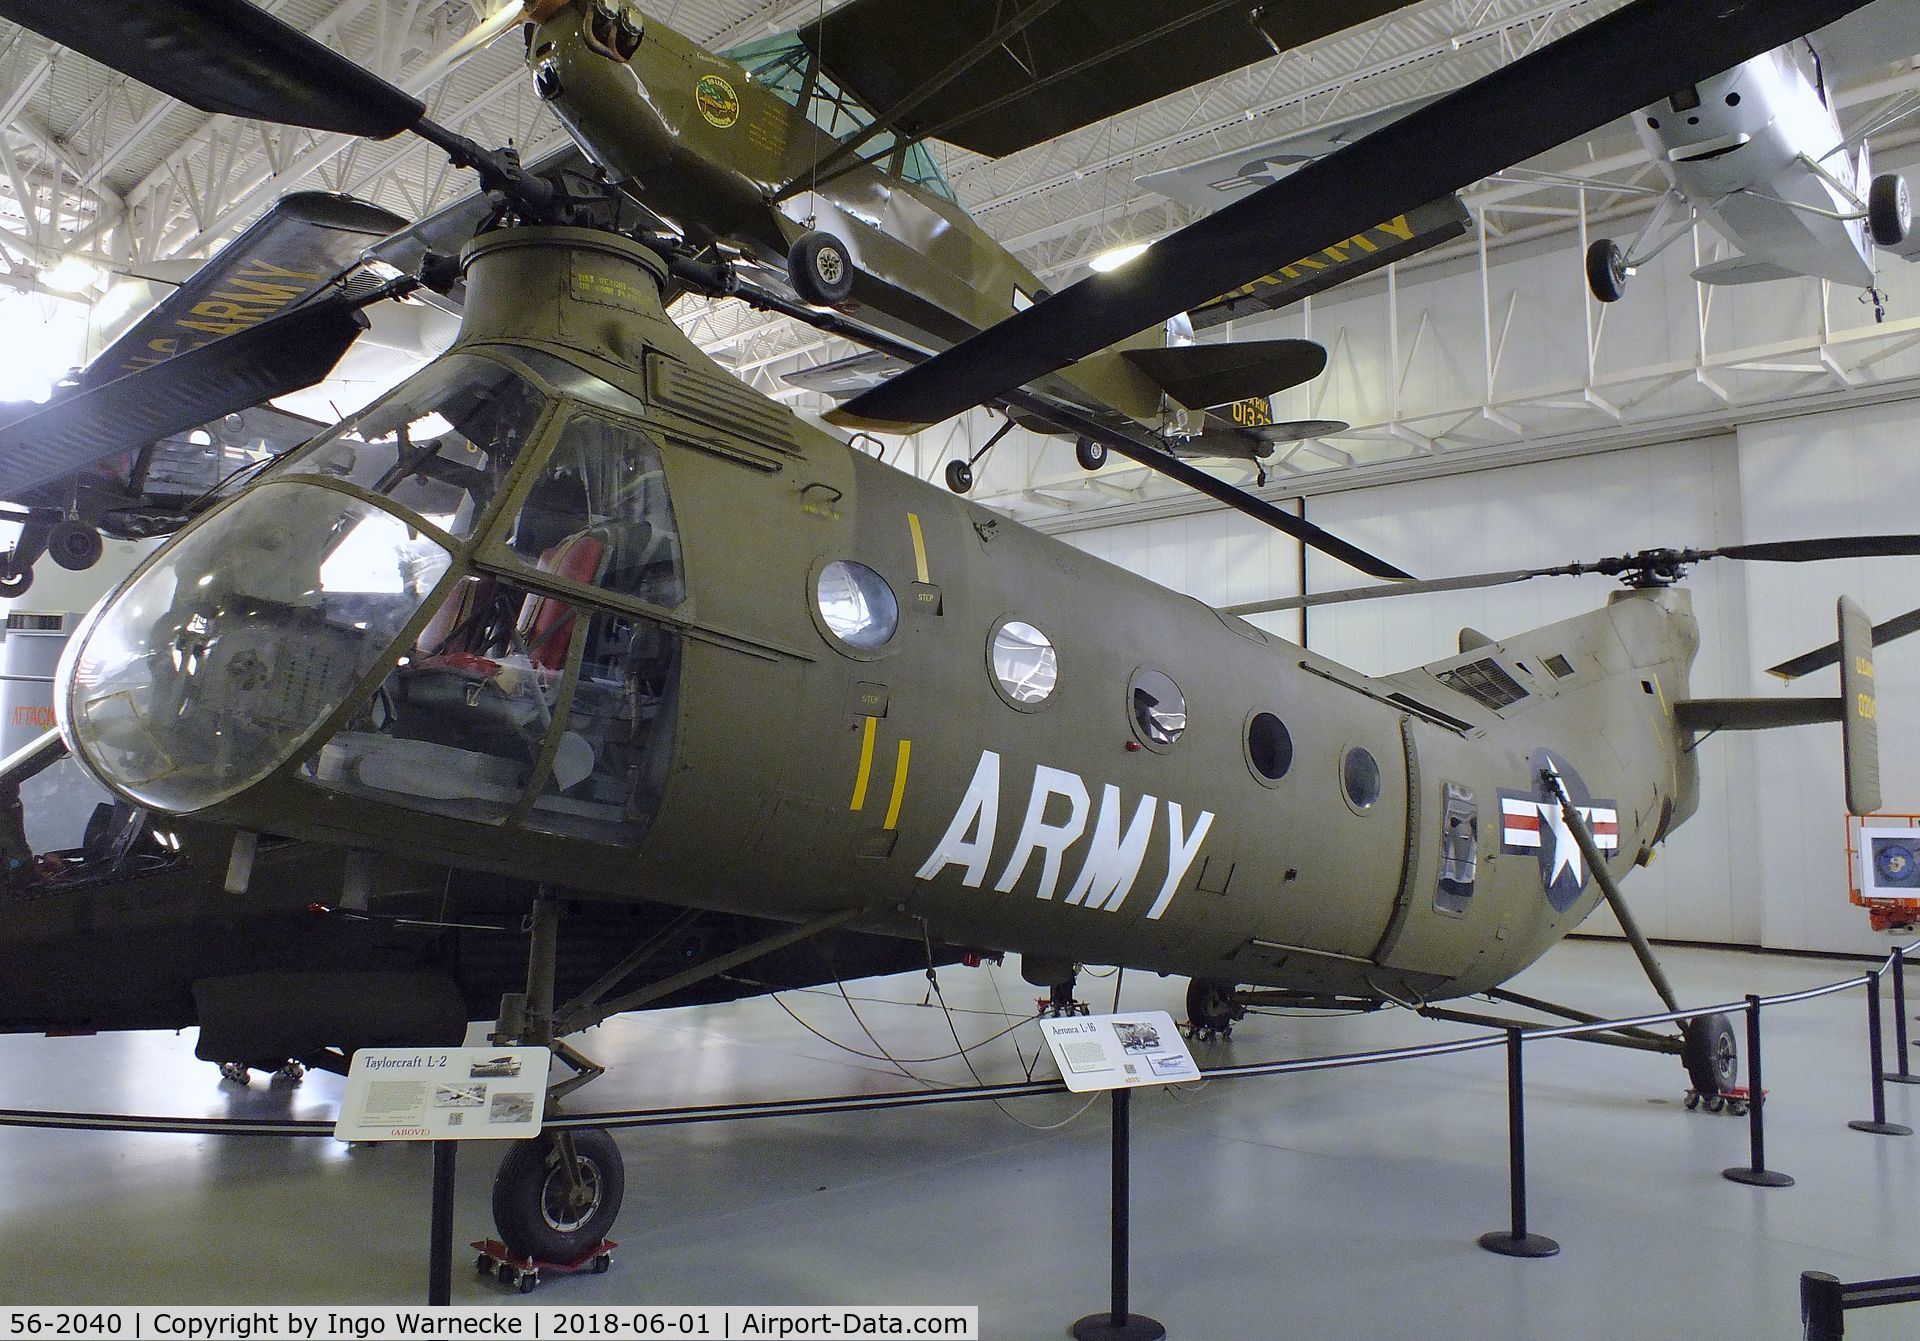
top-left (1247, 712), bottom-right (1292, 782)
top-left (989, 619), bottom-right (1057, 707)
top-left (814, 560), bottom-right (898, 652)
top-left (1129, 668), bottom-right (1186, 748)
top-left (1342, 746), bottom-right (1381, 811)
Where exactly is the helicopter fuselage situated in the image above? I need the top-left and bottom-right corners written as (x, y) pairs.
top-left (54, 227), bottom-right (1701, 1009)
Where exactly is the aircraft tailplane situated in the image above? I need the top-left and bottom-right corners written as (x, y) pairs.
top-left (1674, 597), bottom-right (1879, 815)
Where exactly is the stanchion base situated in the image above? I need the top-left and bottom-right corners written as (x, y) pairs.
top-left (1885, 1074), bottom-right (1920, 1086)
top-left (1848, 1119), bottom-right (1912, 1135)
top-left (1069, 1313), bottom-right (1166, 1341)
top-left (1477, 1231), bottom-right (1559, 1258)
top-left (1722, 1166), bottom-right (1795, 1187)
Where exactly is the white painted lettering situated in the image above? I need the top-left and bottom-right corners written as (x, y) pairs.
top-left (1063, 785), bottom-right (1157, 911)
top-left (1145, 802), bottom-right (1215, 920)
top-left (914, 750), bottom-right (1002, 887)
top-left (992, 765), bottom-right (1091, 901)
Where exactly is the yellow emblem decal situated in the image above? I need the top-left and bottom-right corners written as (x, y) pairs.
top-left (695, 74), bottom-right (739, 128)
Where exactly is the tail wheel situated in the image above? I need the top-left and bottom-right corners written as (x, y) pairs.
top-left (1869, 173), bottom-right (1911, 248)
top-left (1074, 437), bottom-right (1107, 472)
top-left (1681, 1012), bottom-right (1738, 1099)
top-left (788, 230), bottom-right (854, 307)
top-left (1586, 238), bottom-right (1628, 303)
top-left (492, 1128), bottom-right (625, 1263)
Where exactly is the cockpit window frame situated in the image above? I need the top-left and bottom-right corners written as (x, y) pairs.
top-left (469, 400), bottom-right (690, 630)
top-left (274, 347), bottom-right (562, 551)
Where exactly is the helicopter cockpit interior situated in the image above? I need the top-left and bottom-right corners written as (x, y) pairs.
top-left (59, 348), bottom-right (686, 848)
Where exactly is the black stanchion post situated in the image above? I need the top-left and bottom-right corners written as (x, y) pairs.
top-left (1070, 1088), bottom-right (1165, 1341)
top-left (1478, 1028), bottom-right (1559, 1258)
top-left (1890, 947), bottom-right (1918, 1087)
top-left (1849, 970), bottom-right (1912, 1136)
top-left (429, 1140), bottom-right (457, 1305)
top-left (1800, 1271), bottom-right (1845, 1341)
top-left (1724, 995), bottom-right (1793, 1187)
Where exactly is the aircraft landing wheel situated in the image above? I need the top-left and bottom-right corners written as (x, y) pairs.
top-left (1586, 238), bottom-right (1628, 303)
top-left (788, 230), bottom-right (854, 307)
top-left (47, 520), bottom-right (103, 572)
top-left (1681, 1012), bottom-right (1739, 1101)
top-left (1075, 437), bottom-right (1107, 472)
top-left (1869, 173), bottom-right (1911, 248)
top-left (0, 565), bottom-right (29, 599)
top-left (492, 1127), bottom-right (625, 1264)
top-left (1186, 978), bottom-right (1242, 1037)
top-left (944, 459), bottom-right (974, 494)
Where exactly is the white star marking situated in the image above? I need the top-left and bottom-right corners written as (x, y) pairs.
top-left (1541, 798), bottom-right (1585, 890)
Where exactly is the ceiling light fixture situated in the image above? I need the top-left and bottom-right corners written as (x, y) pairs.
top-left (1088, 241), bottom-right (1151, 273)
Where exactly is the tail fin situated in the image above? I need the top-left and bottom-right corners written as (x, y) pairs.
top-left (1838, 596), bottom-right (1880, 815)
top-left (1674, 597), bottom-right (1880, 816)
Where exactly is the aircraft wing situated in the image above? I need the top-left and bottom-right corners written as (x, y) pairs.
top-left (0, 296), bottom-right (367, 500)
top-left (78, 191), bottom-right (404, 387)
top-left (841, 0), bottom-right (1884, 432)
top-left (1811, 0), bottom-right (1920, 79)
top-left (798, 0), bottom-right (1423, 159)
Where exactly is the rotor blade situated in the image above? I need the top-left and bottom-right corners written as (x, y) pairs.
top-left (999, 390), bottom-right (1413, 581)
top-left (1715, 535), bottom-right (1920, 563)
top-left (0, 296), bottom-right (368, 498)
top-left (841, 0), bottom-right (1881, 429)
top-left (1767, 606), bottom-right (1920, 681)
top-left (0, 0), bottom-right (424, 138)
top-left (1222, 565), bottom-right (1578, 616)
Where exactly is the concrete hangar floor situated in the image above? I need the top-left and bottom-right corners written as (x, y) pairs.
top-left (1, 939), bottom-right (1916, 1338)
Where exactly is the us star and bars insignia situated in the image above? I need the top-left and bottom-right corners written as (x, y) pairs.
top-left (1499, 751), bottom-right (1619, 913)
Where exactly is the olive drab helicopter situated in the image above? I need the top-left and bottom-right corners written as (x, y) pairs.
top-left (2, 0), bottom-right (1903, 1270)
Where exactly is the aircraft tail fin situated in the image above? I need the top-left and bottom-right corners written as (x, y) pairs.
top-left (1675, 597), bottom-right (1880, 815)
top-left (1121, 338), bottom-right (1326, 410)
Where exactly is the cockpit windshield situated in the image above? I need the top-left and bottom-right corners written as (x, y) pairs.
top-left (281, 354), bottom-right (549, 537)
top-left (724, 32), bottom-right (957, 202)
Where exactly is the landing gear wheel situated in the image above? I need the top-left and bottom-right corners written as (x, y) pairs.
top-left (1185, 978), bottom-right (1242, 1039)
top-left (1586, 238), bottom-right (1628, 303)
top-left (788, 231), bottom-right (854, 307)
top-left (944, 459), bottom-right (974, 494)
top-left (1074, 437), bottom-right (1107, 472)
top-left (0, 563), bottom-right (30, 599)
top-left (1869, 173), bottom-right (1911, 248)
top-left (47, 520), bottom-right (102, 572)
top-left (1681, 1012), bottom-right (1738, 1102)
top-left (492, 1128), bottom-right (625, 1264)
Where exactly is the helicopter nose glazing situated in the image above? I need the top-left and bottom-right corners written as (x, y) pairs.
top-left (58, 482), bottom-right (452, 814)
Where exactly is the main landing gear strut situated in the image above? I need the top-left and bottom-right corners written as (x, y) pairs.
top-left (485, 896), bottom-right (866, 1273)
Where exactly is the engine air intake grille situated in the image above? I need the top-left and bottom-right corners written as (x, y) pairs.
top-left (1438, 658), bottom-right (1528, 711)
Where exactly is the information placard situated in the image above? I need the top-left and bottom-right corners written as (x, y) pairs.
top-left (1038, 1010), bottom-right (1199, 1092)
top-left (334, 1046), bottom-right (549, 1142)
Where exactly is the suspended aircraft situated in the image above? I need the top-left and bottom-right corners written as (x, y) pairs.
top-left (517, 0), bottom-right (1455, 495)
top-left (1583, 5), bottom-right (1920, 309)
top-left (0, 0), bottom-right (1900, 1273)
top-left (0, 193), bottom-right (408, 595)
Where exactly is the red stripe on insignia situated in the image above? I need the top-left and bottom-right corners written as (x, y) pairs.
top-left (1505, 814), bottom-right (1540, 832)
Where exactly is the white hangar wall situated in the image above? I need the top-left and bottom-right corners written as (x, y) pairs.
top-left (1061, 407), bottom-right (1920, 958)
